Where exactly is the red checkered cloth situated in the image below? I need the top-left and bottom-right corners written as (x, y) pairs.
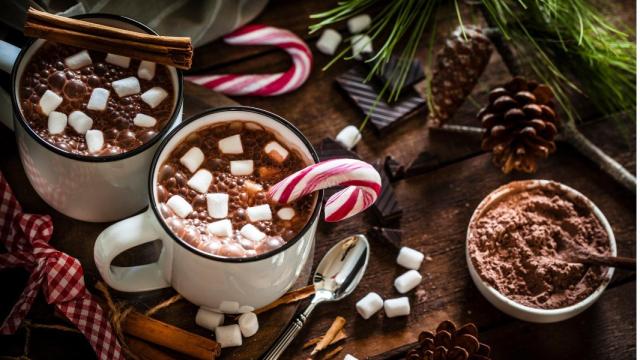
top-left (0, 172), bottom-right (123, 360)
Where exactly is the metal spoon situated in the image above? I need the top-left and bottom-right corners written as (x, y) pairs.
top-left (262, 234), bottom-right (370, 360)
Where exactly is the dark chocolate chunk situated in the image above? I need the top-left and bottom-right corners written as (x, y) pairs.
top-left (368, 226), bottom-right (403, 249)
top-left (370, 160), bottom-right (402, 224)
top-left (405, 150), bottom-right (441, 177)
top-left (317, 137), bottom-right (359, 162)
top-left (369, 55), bottom-right (425, 92)
top-left (384, 155), bottom-right (405, 181)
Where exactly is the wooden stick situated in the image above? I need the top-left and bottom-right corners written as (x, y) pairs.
top-left (254, 285), bottom-right (315, 315)
top-left (311, 316), bottom-right (346, 355)
top-left (125, 337), bottom-right (175, 360)
top-left (320, 345), bottom-right (344, 360)
top-left (303, 329), bottom-right (347, 349)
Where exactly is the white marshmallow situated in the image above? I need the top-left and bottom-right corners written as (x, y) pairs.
top-left (167, 195), bottom-right (193, 218)
top-left (215, 325), bottom-right (242, 348)
top-left (140, 87), bottom-right (168, 108)
top-left (187, 169), bottom-right (213, 193)
top-left (264, 141), bottom-right (289, 163)
top-left (105, 53), bottom-right (131, 68)
top-left (85, 130), bottom-right (104, 153)
top-left (133, 113), bottom-right (157, 128)
top-left (396, 246), bottom-right (424, 270)
top-left (247, 204), bottom-right (272, 222)
top-left (238, 312), bottom-right (259, 338)
top-left (218, 134), bottom-right (243, 154)
top-left (47, 111), bottom-right (67, 134)
top-left (230, 160), bottom-right (253, 176)
top-left (112, 76), bottom-right (140, 97)
top-left (316, 29), bottom-right (342, 55)
top-left (351, 35), bottom-right (373, 60)
top-left (394, 270), bottom-right (422, 294)
top-left (207, 219), bottom-right (233, 237)
top-left (347, 14), bottom-right (372, 34)
top-left (207, 193), bottom-right (229, 219)
top-left (277, 207), bottom-right (295, 220)
top-left (64, 50), bottom-right (92, 70)
top-left (195, 308), bottom-right (224, 331)
top-left (356, 292), bottom-right (384, 320)
top-left (344, 355), bottom-right (359, 360)
top-left (86, 88), bottom-right (110, 111)
top-left (68, 111), bottom-right (93, 134)
top-left (138, 61), bottom-right (156, 80)
top-left (219, 300), bottom-right (240, 313)
top-left (384, 297), bottom-right (410, 318)
top-left (39, 90), bottom-right (63, 116)
top-left (239, 305), bottom-right (255, 313)
top-left (240, 224), bottom-right (266, 242)
top-left (180, 147), bottom-right (205, 173)
top-left (335, 125), bottom-right (362, 150)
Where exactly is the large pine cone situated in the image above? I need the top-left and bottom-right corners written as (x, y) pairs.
top-left (478, 77), bottom-right (558, 174)
top-left (405, 320), bottom-right (491, 360)
top-left (427, 26), bottom-right (493, 127)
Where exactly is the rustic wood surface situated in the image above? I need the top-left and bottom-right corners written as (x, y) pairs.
top-left (0, 1), bottom-right (636, 359)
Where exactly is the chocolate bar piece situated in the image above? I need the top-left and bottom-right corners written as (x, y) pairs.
top-left (404, 150), bottom-right (441, 177)
top-left (384, 155), bottom-right (405, 181)
top-left (371, 160), bottom-right (402, 224)
top-left (368, 226), bottom-right (403, 249)
top-left (369, 55), bottom-right (425, 93)
top-left (335, 67), bottom-right (426, 134)
top-left (317, 137), bottom-right (359, 161)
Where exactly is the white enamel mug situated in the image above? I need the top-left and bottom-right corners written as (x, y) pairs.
top-left (0, 14), bottom-right (184, 222)
top-left (94, 107), bottom-right (323, 313)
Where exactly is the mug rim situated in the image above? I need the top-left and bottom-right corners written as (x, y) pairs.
top-left (148, 106), bottom-right (324, 263)
top-left (10, 13), bottom-right (184, 163)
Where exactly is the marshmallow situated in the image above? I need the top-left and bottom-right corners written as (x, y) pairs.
top-left (335, 125), bottom-right (362, 150)
top-left (39, 90), bottom-right (63, 116)
top-left (64, 50), bottom-right (92, 70)
top-left (347, 14), bottom-right (372, 34)
top-left (345, 355), bottom-right (359, 360)
top-left (86, 130), bottom-right (104, 153)
top-left (219, 300), bottom-right (240, 313)
top-left (218, 134), bottom-right (243, 154)
top-left (167, 195), bottom-right (193, 218)
top-left (238, 312), bottom-right (259, 338)
top-left (138, 61), bottom-right (156, 80)
top-left (247, 204), bottom-right (272, 222)
top-left (397, 246), bottom-right (424, 270)
top-left (384, 297), bottom-right (410, 318)
top-left (276, 207), bottom-right (295, 221)
top-left (240, 224), bottom-right (266, 242)
top-left (68, 111), bottom-right (93, 134)
top-left (207, 193), bottom-right (229, 219)
top-left (239, 305), bottom-right (255, 313)
top-left (356, 292), bottom-right (384, 320)
top-left (47, 111), bottom-right (67, 134)
top-left (316, 29), bottom-right (342, 55)
top-left (141, 87), bottom-right (168, 108)
top-left (264, 141), bottom-right (289, 163)
top-left (207, 219), bottom-right (233, 237)
top-left (187, 169), bottom-right (213, 193)
top-left (112, 76), bottom-right (141, 97)
top-left (394, 270), bottom-right (422, 294)
top-left (351, 35), bottom-right (373, 60)
top-left (215, 325), bottom-right (243, 348)
top-left (133, 113), bottom-right (157, 128)
top-left (180, 147), bottom-right (205, 173)
top-left (244, 180), bottom-right (263, 194)
top-left (230, 160), bottom-right (254, 176)
top-left (105, 53), bottom-right (131, 68)
top-left (87, 88), bottom-right (110, 111)
top-left (195, 308), bottom-right (224, 331)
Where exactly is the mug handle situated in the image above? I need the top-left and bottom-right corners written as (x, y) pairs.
top-left (0, 40), bottom-right (20, 131)
top-left (94, 210), bottom-right (171, 292)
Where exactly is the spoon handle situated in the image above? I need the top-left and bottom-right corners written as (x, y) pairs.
top-left (577, 253), bottom-right (636, 270)
top-left (262, 301), bottom-right (317, 360)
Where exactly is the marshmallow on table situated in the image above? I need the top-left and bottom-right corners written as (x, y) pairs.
top-left (87, 88), bottom-right (110, 111)
top-left (207, 193), bottom-right (229, 219)
top-left (207, 219), bottom-right (233, 237)
top-left (335, 125), bottom-right (362, 150)
top-left (68, 111), bottom-right (93, 134)
top-left (180, 146), bottom-right (205, 173)
top-left (215, 325), bottom-right (243, 348)
top-left (195, 308), bottom-right (224, 331)
top-left (239, 305), bottom-right (255, 313)
top-left (316, 28), bottom-right (342, 55)
top-left (247, 204), bottom-right (272, 222)
top-left (230, 160), bottom-right (254, 176)
top-left (141, 87), bottom-right (168, 108)
top-left (397, 246), bottom-right (424, 270)
top-left (105, 53), bottom-right (131, 68)
top-left (238, 312), bottom-right (259, 337)
top-left (347, 14), bottom-right (372, 34)
top-left (218, 134), bottom-right (243, 154)
top-left (86, 130), bottom-right (104, 154)
top-left (356, 292), bottom-right (384, 320)
top-left (112, 76), bottom-right (141, 97)
top-left (47, 111), bottom-right (67, 134)
top-left (167, 195), bottom-right (193, 218)
top-left (344, 355), bottom-right (359, 360)
top-left (133, 113), bottom-right (157, 128)
top-left (384, 297), bottom-right (410, 318)
top-left (394, 270), bottom-right (422, 294)
top-left (138, 61), bottom-right (156, 80)
top-left (264, 141), bottom-right (289, 163)
top-left (187, 169), bottom-right (213, 193)
top-left (351, 35), bottom-right (373, 60)
top-left (39, 90), bottom-right (63, 116)
top-left (64, 50), bottom-right (92, 70)
top-left (277, 207), bottom-right (295, 221)
top-left (219, 300), bottom-right (240, 313)
top-left (240, 224), bottom-right (266, 242)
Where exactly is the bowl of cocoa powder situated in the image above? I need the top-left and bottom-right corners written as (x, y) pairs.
top-left (466, 180), bottom-right (615, 323)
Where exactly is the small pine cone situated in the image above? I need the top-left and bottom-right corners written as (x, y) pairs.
top-left (428, 26), bottom-right (493, 127)
top-left (405, 320), bottom-right (491, 360)
top-left (478, 77), bottom-right (558, 174)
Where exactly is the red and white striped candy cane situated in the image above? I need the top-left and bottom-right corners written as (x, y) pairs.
top-left (268, 159), bottom-right (381, 222)
top-left (186, 24), bottom-right (313, 96)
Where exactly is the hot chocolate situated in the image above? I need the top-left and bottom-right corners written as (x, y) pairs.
top-left (156, 121), bottom-right (316, 258)
top-left (20, 41), bottom-right (175, 156)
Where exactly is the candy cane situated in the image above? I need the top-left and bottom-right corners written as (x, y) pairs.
top-left (186, 24), bottom-right (313, 96)
top-left (268, 159), bottom-right (382, 222)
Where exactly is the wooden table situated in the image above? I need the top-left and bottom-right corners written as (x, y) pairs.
top-left (0, 1), bottom-right (635, 359)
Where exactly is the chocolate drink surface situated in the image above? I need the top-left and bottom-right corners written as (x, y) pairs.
top-left (468, 183), bottom-right (611, 309)
top-left (20, 42), bottom-right (175, 156)
top-left (157, 121), bottom-right (315, 258)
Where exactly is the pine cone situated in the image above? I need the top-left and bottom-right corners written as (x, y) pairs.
top-left (405, 320), bottom-right (491, 360)
top-left (478, 77), bottom-right (558, 174)
top-left (428, 26), bottom-right (492, 127)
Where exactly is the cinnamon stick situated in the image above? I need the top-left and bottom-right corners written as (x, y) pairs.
top-left (320, 345), bottom-right (344, 360)
top-left (125, 337), bottom-right (175, 360)
top-left (303, 329), bottom-right (347, 349)
top-left (254, 285), bottom-right (315, 315)
top-left (311, 316), bottom-right (346, 355)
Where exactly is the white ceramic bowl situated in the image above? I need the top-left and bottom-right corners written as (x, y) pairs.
top-left (465, 179), bottom-right (616, 323)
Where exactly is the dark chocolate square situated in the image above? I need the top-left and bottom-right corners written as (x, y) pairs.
top-left (369, 55), bottom-right (425, 92)
top-left (370, 160), bottom-right (403, 224)
top-left (384, 155), bottom-right (405, 181)
top-left (368, 226), bottom-right (403, 249)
